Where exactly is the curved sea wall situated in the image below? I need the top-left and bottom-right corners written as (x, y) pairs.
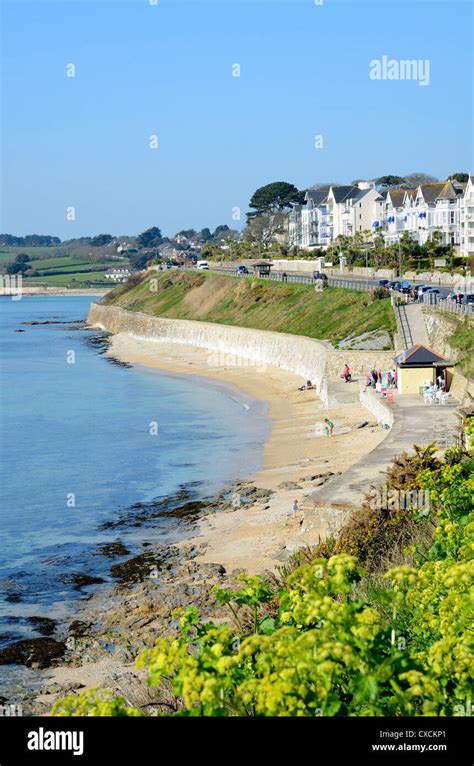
top-left (88, 303), bottom-right (394, 407)
top-left (359, 384), bottom-right (394, 427)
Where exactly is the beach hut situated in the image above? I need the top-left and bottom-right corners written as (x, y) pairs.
top-left (394, 344), bottom-right (453, 395)
top-left (252, 261), bottom-right (273, 277)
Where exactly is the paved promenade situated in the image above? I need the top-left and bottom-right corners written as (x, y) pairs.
top-left (294, 389), bottom-right (461, 547)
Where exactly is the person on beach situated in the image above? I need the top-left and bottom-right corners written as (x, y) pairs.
top-left (285, 499), bottom-right (303, 529)
top-left (324, 418), bottom-right (334, 436)
top-left (371, 368), bottom-right (378, 386)
top-left (342, 364), bottom-right (351, 382)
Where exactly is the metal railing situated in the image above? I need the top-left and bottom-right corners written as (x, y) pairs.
top-left (431, 298), bottom-right (473, 317)
top-left (395, 304), bottom-right (414, 349)
top-left (327, 277), bottom-right (373, 292)
top-left (205, 267), bottom-right (376, 292)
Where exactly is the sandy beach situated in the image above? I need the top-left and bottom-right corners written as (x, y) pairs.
top-left (25, 330), bottom-right (388, 710)
top-left (108, 333), bottom-right (387, 573)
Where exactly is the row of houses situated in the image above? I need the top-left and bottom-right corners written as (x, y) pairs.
top-left (104, 267), bottom-right (132, 282)
top-left (288, 176), bottom-right (474, 257)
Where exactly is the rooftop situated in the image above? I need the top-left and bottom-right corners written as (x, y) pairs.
top-left (394, 344), bottom-right (452, 367)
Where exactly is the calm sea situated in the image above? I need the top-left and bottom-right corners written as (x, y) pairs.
top-left (0, 296), bottom-right (268, 652)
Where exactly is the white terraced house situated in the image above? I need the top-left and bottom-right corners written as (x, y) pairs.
top-left (289, 177), bottom-right (472, 256)
top-left (288, 182), bottom-right (385, 249)
top-left (382, 180), bottom-right (465, 247)
top-left (460, 175), bottom-right (474, 258)
top-left (383, 188), bottom-right (414, 245)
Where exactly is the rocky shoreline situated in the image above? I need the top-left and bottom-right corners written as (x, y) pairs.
top-left (1, 320), bottom-right (392, 714)
top-left (2, 480), bottom-right (275, 715)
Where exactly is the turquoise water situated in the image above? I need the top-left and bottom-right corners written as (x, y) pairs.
top-left (0, 296), bottom-right (268, 644)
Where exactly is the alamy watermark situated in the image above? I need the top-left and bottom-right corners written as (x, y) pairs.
top-left (1, 274), bottom-right (23, 300)
top-left (368, 486), bottom-right (430, 513)
top-left (0, 703), bottom-right (22, 716)
top-left (207, 350), bottom-right (267, 373)
top-left (27, 728), bottom-right (84, 757)
top-left (370, 55), bottom-right (430, 87)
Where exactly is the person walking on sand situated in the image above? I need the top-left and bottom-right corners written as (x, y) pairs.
top-left (324, 418), bottom-right (334, 436)
top-left (291, 499), bottom-right (299, 517)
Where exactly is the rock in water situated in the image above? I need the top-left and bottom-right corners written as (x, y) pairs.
top-left (26, 616), bottom-right (57, 637)
top-left (0, 638), bottom-right (66, 668)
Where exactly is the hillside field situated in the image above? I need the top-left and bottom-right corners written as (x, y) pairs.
top-left (0, 252), bottom-right (130, 287)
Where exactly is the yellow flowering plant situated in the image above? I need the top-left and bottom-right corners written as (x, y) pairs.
top-left (53, 441), bottom-right (473, 717)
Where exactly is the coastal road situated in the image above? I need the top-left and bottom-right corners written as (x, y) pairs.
top-left (200, 265), bottom-right (458, 299)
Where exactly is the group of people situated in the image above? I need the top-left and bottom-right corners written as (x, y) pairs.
top-left (366, 367), bottom-right (398, 391)
top-left (446, 293), bottom-right (465, 304)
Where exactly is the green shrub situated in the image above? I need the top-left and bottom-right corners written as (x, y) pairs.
top-left (52, 442), bottom-right (473, 717)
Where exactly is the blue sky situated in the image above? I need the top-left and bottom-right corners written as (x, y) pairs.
top-left (1, 0), bottom-right (472, 239)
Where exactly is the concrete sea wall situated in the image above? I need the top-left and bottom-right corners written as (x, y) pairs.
top-left (359, 384), bottom-right (395, 427)
top-left (89, 303), bottom-right (328, 394)
top-left (88, 304), bottom-right (393, 407)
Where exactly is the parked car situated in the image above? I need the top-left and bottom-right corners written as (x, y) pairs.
top-left (377, 279), bottom-right (391, 289)
top-left (313, 271), bottom-right (328, 281)
top-left (389, 280), bottom-right (402, 291)
top-left (423, 288), bottom-right (442, 302)
top-left (462, 293), bottom-right (474, 304)
top-left (400, 281), bottom-right (412, 294)
top-left (236, 265), bottom-right (249, 275)
top-left (196, 260), bottom-right (209, 270)
top-left (417, 285), bottom-right (433, 297)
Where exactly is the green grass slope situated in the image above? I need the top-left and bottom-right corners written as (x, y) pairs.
top-left (445, 317), bottom-right (474, 378)
top-left (103, 270), bottom-right (396, 346)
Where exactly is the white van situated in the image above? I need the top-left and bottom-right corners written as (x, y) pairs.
top-left (196, 260), bottom-right (209, 270)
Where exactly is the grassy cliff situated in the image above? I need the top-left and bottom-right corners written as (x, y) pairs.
top-left (446, 318), bottom-right (474, 378)
top-left (103, 270), bottom-right (396, 347)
